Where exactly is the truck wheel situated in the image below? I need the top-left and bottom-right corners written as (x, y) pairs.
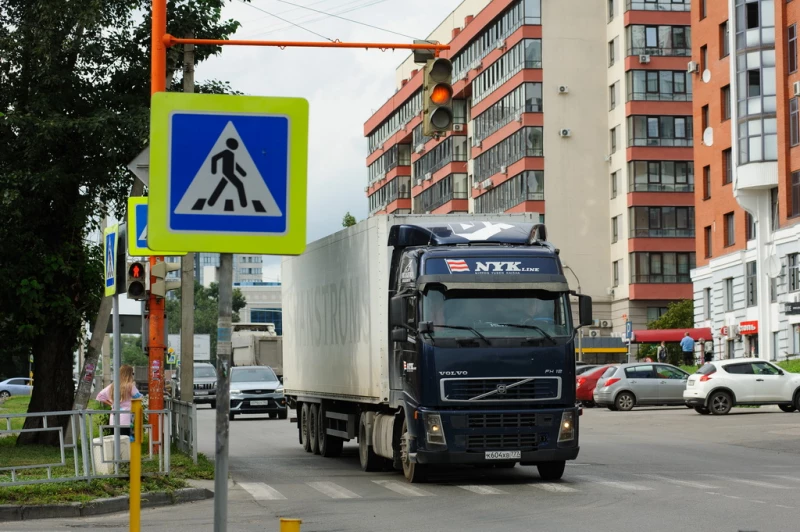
top-left (358, 413), bottom-right (383, 472)
top-left (309, 404), bottom-right (321, 455)
top-left (300, 404), bottom-right (311, 452)
top-left (400, 418), bottom-right (428, 483)
top-left (210, 401), bottom-right (216, 410)
top-left (318, 405), bottom-right (344, 458)
top-left (537, 461), bottom-right (566, 481)
top-left (279, 408), bottom-right (288, 420)
top-left (229, 413), bottom-right (235, 421)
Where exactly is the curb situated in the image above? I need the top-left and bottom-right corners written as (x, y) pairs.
top-left (0, 487), bottom-right (213, 522)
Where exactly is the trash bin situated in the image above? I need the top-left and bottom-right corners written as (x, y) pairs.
top-left (91, 435), bottom-right (130, 475)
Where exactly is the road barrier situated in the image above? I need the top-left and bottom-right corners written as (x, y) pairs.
top-left (0, 407), bottom-right (171, 487)
top-left (166, 396), bottom-right (197, 464)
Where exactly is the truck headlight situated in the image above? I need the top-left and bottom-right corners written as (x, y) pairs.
top-left (558, 411), bottom-right (576, 443)
top-left (425, 413), bottom-right (446, 446)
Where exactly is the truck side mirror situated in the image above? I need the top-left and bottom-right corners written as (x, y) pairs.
top-left (390, 296), bottom-right (408, 328)
top-left (578, 295), bottom-right (593, 327)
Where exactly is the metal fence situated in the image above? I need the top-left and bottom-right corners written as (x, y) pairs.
top-left (166, 396), bottom-right (197, 464)
top-left (0, 408), bottom-right (171, 487)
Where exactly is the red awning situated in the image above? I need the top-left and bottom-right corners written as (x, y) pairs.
top-left (631, 328), bottom-right (713, 344)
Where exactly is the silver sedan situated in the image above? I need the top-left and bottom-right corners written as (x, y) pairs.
top-left (593, 363), bottom-right (690, 411)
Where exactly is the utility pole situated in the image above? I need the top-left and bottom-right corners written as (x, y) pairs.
top-left (180, 36), bottom-right (196, 403)
top-left (214, 254), bottom-right (233, 532)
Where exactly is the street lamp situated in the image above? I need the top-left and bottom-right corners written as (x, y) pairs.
top-left (562, 265), bottom-right (583, 362)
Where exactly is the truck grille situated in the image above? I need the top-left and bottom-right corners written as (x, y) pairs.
top-left (466, 433), bottom-right (539, 451)
top-left (194, 383), bottom-right (214, 390)
top-left (467, 413), bottom-right (554, 429)
top-left (441, 377), bottom-right (560, 402)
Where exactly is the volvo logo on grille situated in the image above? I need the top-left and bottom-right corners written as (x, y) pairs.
top-left (496, 384), bottom-right (508, 395)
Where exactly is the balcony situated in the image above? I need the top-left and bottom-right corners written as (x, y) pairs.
top-left (630, 228), bottom-right (694, 238)
top-left (413, 191), bottom-right (469, 214)
top-left (626, 0), bottom-right (690, 12)
top-left (628, 47), bottom-right (691, 58)
top-left (629, 182), bottom-right (693, 193)
top-left (628, 91), bottom-right (691, 102)
top-left (631, 274), bottom-right (692, 284)
top-left (628, 136), bottom-right (692, 148)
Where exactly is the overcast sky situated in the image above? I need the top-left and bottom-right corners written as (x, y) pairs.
top-left (197, 0), bottom-right (462, 281)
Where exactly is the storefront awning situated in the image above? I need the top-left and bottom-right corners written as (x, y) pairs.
top-left (631, 328), bottom-right (713, 344)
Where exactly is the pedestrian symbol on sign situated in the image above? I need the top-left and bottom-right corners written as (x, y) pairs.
top-left (174, 122), bottom-right (281, 217)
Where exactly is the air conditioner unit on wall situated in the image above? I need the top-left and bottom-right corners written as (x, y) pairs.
top-left (589, 330), bottom-right (600, 338)
top-left (416, 178), bottom-right (423, 187)
top-left (687, 61), bottom-right (699, 73)
top-left (559, 128), bottom-right (572, 137)
top-left (496, 39), bottom-right (506, 50)
top-left (639, 54), bottom-right (650, 64)
top-left (453, 124), bottom-right (465, 132)
top-left (481, 178), bottom-right (493, 190)
top-left (600, 320), bottom-right (611, 328)
top-left (794, 81), bottom-right (800, 97)
top-left (558, 85), bottom-right (569, 94)
top-left (415, 144), bottom-right (425, 154)
top-left (424, 172), bottom-right (432, 181)
top-left (500, 165), bottom-right (508, 174)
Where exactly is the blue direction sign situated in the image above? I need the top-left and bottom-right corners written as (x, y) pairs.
top-left (148, 93), bottom-right (309, 255)
top-left (103, 224), bottom-right (119, 296)
top-left (127, 197), bottom-right (186, 257)
top-left (625, 321), bottom-right (633, 340)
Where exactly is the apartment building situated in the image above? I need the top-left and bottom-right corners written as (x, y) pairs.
top-left (363, 0), bottom-right (696, 335)
top-left (691, 0), bottom-right (800, 360)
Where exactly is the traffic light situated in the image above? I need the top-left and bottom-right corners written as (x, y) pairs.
top-left (126, 261), bottom-right (148, 301)
top-left (422, 57), bottom-right (454, 137)
top-left (151, 261), bottom-right (181, 298)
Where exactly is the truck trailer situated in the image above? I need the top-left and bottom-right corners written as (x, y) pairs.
top-left (282, 214), bottom-right (592, 482)
top-left (231, 323), bottom-right (284, 381)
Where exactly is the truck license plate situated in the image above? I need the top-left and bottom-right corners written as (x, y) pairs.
top-left (485, 451), bottom-right (521, 460)
top-left (250, 400), bottom-right (269, 406)
top-left (195, 391), bottom-right (207, 395)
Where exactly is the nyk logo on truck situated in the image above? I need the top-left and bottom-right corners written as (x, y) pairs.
top-left (444, 259), bottom-right (540, 274)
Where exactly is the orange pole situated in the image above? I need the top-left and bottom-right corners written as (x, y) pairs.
top-left (149, 0), bottom-right (167, 451)
top-left (163, 34), bottom-right (449, 52)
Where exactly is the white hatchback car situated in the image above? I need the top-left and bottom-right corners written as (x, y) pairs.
top-left (684, 358), bottom-right (800, 415)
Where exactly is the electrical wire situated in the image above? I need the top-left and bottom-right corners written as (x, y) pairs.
top-left (237, 0), bottom-right (334, 41)
top-left (241, 0), bottom-right (386, 39)
top-left (258, 0), bottom-right (421, 40)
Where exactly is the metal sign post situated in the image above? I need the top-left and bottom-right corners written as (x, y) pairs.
top-left (214, 254), bottom-right (233, 532)
top-left (103, 224), bottom-right (122, 467)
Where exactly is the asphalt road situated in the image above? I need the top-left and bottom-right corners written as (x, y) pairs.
top-left (8, 405), bottom-right (800, 532)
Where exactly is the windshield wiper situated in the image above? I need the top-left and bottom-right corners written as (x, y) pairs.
top-left (496, 323), bottom-right (557, 345)
top-left (430, 324), bottom-right (492, 345)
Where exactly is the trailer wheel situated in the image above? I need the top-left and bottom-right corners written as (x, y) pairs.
top-left (318, 404), bottom-right (343, 458)
top-left (400, 418), bottom-right (428, 483)
top-left (358, 413), bottom-right (383, 472)
top-left (309, 404), bottom-right (321, 455)
top-left (300, 403), bottom-right (311, 452)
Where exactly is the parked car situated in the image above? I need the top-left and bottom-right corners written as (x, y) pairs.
top-left (684, 358), bottom-right (800, 415)
top-left (576, 365), bottom-right (615, 407)
top-left (172, 363), bottom-right (218, 408)
top-left (229, 366), bottom-right (287, 421)
top-left (0, 378), bottom-right (32, 398)
top-left (593, 363), bottom-right (691, 411)
top-left (576, 364), bottom-right (599, 376)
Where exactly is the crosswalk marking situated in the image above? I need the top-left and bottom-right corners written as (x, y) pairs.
top-left (766, 475), bottom-right (800, 483)
top-left (529, 482), bottom-right (579, 493)
top-left (373, 480), bottom-right (433, 497)
top-left (573, 476), bottom-right (653, 491)
top-left (701, 475), bottom-right (791, 489)
top-left (307, 481), bottom-right (361, 499)
top-left (239, 482), bottom-right (287, 501)
top-left (634, 474), bottom-right (717, 489)
top-left (457, 485), bottom-right (508, 495)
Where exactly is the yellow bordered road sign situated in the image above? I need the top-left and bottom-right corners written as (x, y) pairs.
top-left (148, 93), bottom-right (308, 255)
top-left (127, 197), bottom-right (186, 257)
top-left (103, 224), bottom-right (119, 296)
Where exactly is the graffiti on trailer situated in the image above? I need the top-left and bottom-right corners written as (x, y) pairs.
top-left (291, 276), bottom-right (370, 348)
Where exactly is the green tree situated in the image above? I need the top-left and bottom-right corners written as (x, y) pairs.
top-left (637, 299), bottom-right (695, 364)
top-left (165, 282), bottom-right (246, 364)
top-left (342, 212), bottom-right (357, 227)
top-left (0, 0), bottom-right (243, 445)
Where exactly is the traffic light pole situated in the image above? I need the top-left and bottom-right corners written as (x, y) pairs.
top-left (112, 292), bottom-right (122, 470)
top-left (148, 256), bottom-right (165, 451)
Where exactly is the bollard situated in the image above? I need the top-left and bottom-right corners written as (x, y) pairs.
top-left (130, 398), bottom-right (143, 532)
top-left (280, 518), bottom-right (302, 532)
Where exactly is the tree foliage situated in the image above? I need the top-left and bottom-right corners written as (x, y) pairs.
top-left (0, 0), bottom-right (243, 444)
top-left (342, 212), bottom-right (357, 227)
top-left (165, 282), bottom-right (246, 364)
top-left (638, 299), bottom-right (695, 364)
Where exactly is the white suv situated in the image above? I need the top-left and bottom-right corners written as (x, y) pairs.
top-left (684, 358), bottom-right (800, 415)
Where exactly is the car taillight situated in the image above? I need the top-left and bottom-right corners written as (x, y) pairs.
top-left (577, 377), bottom-right (586, 388)
top-left (604, 377), bottom-right (620, 387)
top-left (699, 372), bottom-right (714, 382)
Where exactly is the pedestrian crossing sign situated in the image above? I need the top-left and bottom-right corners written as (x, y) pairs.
top-left (127, 197), bottom-right (187, 257)
top-left (148, 93), bottom-right (308, 255)
top-left (103, 224), bottom-right (118, 297)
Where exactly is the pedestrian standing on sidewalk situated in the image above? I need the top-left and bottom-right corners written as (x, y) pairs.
top-left (657, 341), bottom-right (668, 363)
top-left (680, 332), bottom-right (695, 366)
top-left (96, 364), bottom-right (142, 436)
top-left (703, 339), bottom-right (713, 363)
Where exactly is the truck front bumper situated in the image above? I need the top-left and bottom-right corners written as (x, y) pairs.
top-left (414, 446), bottom-right (579, 465)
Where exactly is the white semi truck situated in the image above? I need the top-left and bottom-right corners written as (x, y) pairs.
top-left (232, 323), bottom-right (284, 381)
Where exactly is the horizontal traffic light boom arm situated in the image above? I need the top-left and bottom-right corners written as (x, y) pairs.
top-left (163, 35), bottom-right (450, 53)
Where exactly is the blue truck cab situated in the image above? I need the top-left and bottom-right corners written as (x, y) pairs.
top-left (388, 221), bottom-right (592, 482)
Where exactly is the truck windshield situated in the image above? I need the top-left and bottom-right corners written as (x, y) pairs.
top-left (422, 288), bottom-right (572, 339)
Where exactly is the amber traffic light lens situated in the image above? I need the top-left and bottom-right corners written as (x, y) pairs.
top-left (430, 84), bottom-right (452, 105)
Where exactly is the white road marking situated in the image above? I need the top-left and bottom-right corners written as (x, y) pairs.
top-left (308, 481), bottom-right (361, 499)
top-left (239, 482), bottom-right (287, 501)
top-left (529, 482), bottom-right (579, 493)
top-left (373, 480), bottom-right (433, 497)
top-left (457, 485), bottom-right (508, 495)
top-left (776, 504), bottom-right (794, 509)
top-left (701, 475), bottom-right (791, 489)
top-left (766, 475), bottom-right (800, 483)
top-left (634, 474), bottom-right (717, 489)
top-left (573, 476), bottom-right (653, 491)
